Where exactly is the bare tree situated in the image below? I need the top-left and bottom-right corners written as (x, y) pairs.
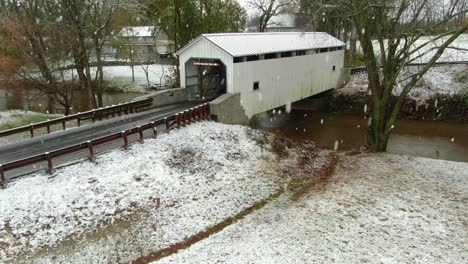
top-left (249, 0), bottom-right (294, 32)
top-left (305, 0), bottom-right (468, 151)
top-left (84, 0), bottom-right (121, 107)
top-left (0, 0), bottom-right (78, 114)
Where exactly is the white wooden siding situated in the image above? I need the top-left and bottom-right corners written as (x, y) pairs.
top-left (233, 50), bottom-right (344, 118)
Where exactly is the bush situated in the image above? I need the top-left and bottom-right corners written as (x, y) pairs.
top-left (455, 69), bottom-right (468, 83)
top-left (344, 52), bottom-right (365, 67)
top-left (271, 138), bottom-right (289, 159)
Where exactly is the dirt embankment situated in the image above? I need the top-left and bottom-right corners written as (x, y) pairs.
top-left (329, 92), bottom-right (468, 123)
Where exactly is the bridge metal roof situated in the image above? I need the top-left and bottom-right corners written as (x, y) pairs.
top-left (176, 32), bottom-right (345, 57)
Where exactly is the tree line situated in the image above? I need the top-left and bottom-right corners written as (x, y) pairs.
top-left (0, 0), bottom-right (246, 114)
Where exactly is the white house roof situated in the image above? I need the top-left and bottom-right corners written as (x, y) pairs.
top-left (120, 26), bottom-right (157, 37)
top-left (268, 14), bottom-right (297, 28)
top-left (176, 32), bottom-right (345, 57)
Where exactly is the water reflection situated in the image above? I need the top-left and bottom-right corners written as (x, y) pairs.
top-left (0, 87), bottom-right (144, 114)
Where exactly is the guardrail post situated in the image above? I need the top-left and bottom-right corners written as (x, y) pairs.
top-left (0, 165), bottom-right (6, 189)
top-left (188, 108), bottom-right (193, 125)
top-left (184, 110), bottom-right (189, 125)
top-left (206, 103), bottom-right (211, 120)
top-left (45, 152), bottom-right (53, 174)
top-left (138, 126), bottom-right (144, 143)
top-left (62, 121), bottom-right (66, 130)
top-left (191, 108), bottom-right (197, 123)
top-left (199, 106), bottom-right (203, 121)
top-left (202, 104), bottom-right (207, 120)
top-left (176, 114), bottom-right (181, 129)
top-left (77, 118), bottom-right (81, 127)
top-left (151, 122), bottom-right (158, 139)
top-left (181, 112), bottom-right (186, 127)
top-left (47, 125), bottom-right (51, 134)
top-left (30, 125), bottom-right (34, 138)
top-left (165, 117), bottom-right (170, 133)
top-left (92, 111), bottom-right (96, 123)
top-left (196, 106), bottom-right (201, 122)
top-left (199, 105), bottom-right (205, 121)
top-left (122, 131), bottom-right (129, 150)
top-left (87, 141), bottom-right (95, 162)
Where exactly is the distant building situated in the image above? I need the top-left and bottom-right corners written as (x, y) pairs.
top-left (102, 26), bottom-right (173, 62)
top-left (266, 14), bottom-right (301, 32)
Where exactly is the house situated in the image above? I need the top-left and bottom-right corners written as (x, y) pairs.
top-left (176, 32), bottom-right (346, 123)
top-left (266, 13), bottom-right (302, 32)
top-left (102, 26), bottom-right (173, 62)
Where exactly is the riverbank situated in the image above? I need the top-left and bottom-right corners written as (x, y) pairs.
top-left (154, 153), bottom-right (468, 264)
top-left (330, 64), bottom-right (468, 122)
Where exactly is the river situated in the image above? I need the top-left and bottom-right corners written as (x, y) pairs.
top-left (255, 110), bottom-right (468, 163)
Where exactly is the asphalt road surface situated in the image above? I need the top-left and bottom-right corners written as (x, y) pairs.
top-left (0, 101), bottom-right (203, 179)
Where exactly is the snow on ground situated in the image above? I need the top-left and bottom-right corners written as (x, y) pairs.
top-left (354, 34), bottom-right (468, 63)
top-left (0, 110), bottom-right (61, 127)
top-left (0, 110), bottom-right (63, 145)
top-left (155, 153), bottom-right (468, 264)
top-left (0, 122), bottom-right (302, 263)
top-left (63, 64), bottom-right (173, 93)
top-left (340, 64), bottom-right (468, 104)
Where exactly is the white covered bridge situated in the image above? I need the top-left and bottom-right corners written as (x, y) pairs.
top-left (176, 32), bottom-right (347, 124)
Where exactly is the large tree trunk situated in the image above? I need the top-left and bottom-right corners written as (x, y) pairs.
top-left (349, 22), bottom-right (357, 63)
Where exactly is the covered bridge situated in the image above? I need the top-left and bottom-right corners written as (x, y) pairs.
top-left (176, 32), bottom-right (347, 124)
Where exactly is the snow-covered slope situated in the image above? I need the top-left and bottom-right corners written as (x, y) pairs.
top-left (155, 153), bottom-right (468, 264)
top-left (0, 122), bottom-right (293, 263)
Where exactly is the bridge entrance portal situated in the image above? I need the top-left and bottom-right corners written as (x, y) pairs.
top-left (185, 58), bottom-right (226, 100)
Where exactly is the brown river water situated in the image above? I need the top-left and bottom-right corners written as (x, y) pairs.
top-left (254, 110), bottom-right (468, 163)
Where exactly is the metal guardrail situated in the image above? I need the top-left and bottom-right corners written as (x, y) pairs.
top-left (0, 98), bottom-right (153, 139)
top-left (0, 103), bottom-right (211, 188)
top-left (350, 60), bottom-right (468, 75)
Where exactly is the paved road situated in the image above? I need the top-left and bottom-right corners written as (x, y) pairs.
top-left (0, 101), bottom-right (202, 178)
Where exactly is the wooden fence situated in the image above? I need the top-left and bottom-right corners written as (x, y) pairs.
top-left (0, 103), bottom-right (210, 188)
top-left (0, 98), bottom-right (153, 139)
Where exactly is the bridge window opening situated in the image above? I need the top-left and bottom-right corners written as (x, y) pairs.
top-left (185, 58), bottom-right (226, 100)
top-left (333, 66), bottom-right (336, 71)
top-left (253, 81), bottom-right (260, 91)
top-left (296, 50), bottom-right (307, 56)
top-left (265, 53), bottom-right (278, 60)
top-left (246, 55), bottom-right (259, 62)
top-left (281, 51), bottom-right (292, 58)
top-left (319, 48), bottom-right (328, 53)
top-left (233, 57), bottom-right (244, 63)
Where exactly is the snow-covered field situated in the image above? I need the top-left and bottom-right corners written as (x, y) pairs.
top-left (341, 64), bottom-right (468, 104)
top-left (356, 34), bottom-right (468, 63)
top-left (0, 110), bottom-right (63, 145)
top-left (0, 110), bottom-right (61, 128)
top-left (64, 64), bottom-right (173, 93)
top-left (0, 122), bottom-right (316, 263)
top-left (155, 153), bottom-right (468, 264)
